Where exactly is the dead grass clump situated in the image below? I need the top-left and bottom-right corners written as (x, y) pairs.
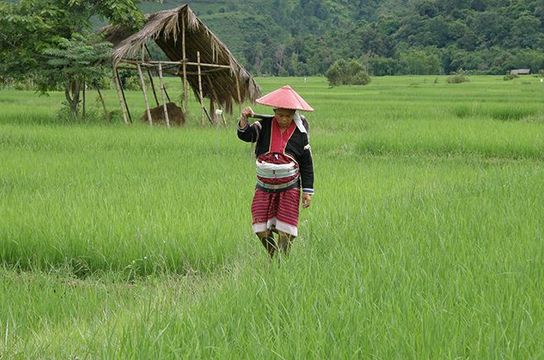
top-left (140, 102), bottom-right (185, 126)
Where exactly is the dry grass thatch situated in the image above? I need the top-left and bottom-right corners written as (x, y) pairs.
top-left (103, 4), bottom-right (260, 114)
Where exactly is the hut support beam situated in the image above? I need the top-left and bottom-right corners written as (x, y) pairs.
top-left (205, 76), bottom-right (226, 125)
top-left (143, 44), bottom-right (160, 107)
top-left (137, 64), bottom-right (153, 126)
top-left (95, 86), bottom-right (109, 120)
top-left (114, 67), bottom-right (130, 124)
top-left (235, 73), bottom-right (242, 116)
top-left (82, 78), bottom-right (86, 119)
top-left (209, 99), bottom-right (215, 124)
top-left (181, 16), bottom-right (189, 116)
top-left (158, 63), bottom-right (171, 128)
top-left (197, 51), bottom-right (205, 126)
top-left (140, 60), bottom-right (233, 68)
top-left (147, 69), bottom-right (160, 107)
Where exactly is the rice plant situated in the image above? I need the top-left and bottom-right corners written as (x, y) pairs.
top-left (0, 75), bottom-right (543, 358)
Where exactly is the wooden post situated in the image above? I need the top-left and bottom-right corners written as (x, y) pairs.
top-left (235, 74), bottom-right (242, 103)
top-left (197, 51), bottom-right (205, 126)
top-left (235, 73), bottom-right (242, 122)
top-left (113, 67), bottom-right (129, 124)
top-left (137, 64), bottom-right (153, 126)
top-left (82, 78), bottom-right (86, 120)
top-left (158, 63), bottom-right (170, 128)
top-left (143, 44), bottom-right (160, 107)
top-left (209, 98), bottom-right (216, 124)
top-left (181, 15), bottom-right (189, 116)
top-left (206, 76), bottom-right (226, 126)
top-left (95, 86), bottom-right (109, 121)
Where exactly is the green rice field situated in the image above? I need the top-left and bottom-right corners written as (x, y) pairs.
top-left (1, 75), bottom-right (543, 358)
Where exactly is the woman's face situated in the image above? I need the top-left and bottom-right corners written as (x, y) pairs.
top-left (274, 108), bottom-right (295, 128)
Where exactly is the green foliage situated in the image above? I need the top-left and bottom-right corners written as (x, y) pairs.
top-left (503, 73), bottom-right (518, 81)
top-left (326, 59), bottom-right (371, 86)
top-left (447, 69), bottom-right (470, 83)
top-left (367, 56), bottom-right (399, 76)
top-left (68, 0), bottom-right (145, 30)
top-left (398, 48), bottom-right (443, 75)
top-left (42, 33), bottom-right (112, 89)
top-left (352, 70), bottom-right (372, 85)
top-left (0, 0), bottom-right (148, 82)
top-left (0, 0), bottom-right (154, 119)
top-left (4, 0), bottom-right (544, 80)
top-left (148, 0), bottom-right (544, 76)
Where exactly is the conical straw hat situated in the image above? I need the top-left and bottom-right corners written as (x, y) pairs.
top-left (256, 85), bottom-right (314, 112)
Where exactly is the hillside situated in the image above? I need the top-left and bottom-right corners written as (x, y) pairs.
top-left (137, 0), bottom-right (544, 76)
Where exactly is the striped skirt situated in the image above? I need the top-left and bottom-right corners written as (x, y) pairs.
top-left (251, 187), bottom-right (300, 237)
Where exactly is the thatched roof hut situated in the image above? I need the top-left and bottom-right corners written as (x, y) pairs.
top-left (102, 4), bottom-right (260, 125)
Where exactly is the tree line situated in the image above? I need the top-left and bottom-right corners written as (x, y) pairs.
top-left (193, 0), bottom-right (544, 76)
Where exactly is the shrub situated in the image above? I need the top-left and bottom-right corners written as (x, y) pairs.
top-left (352, 71), bottom-right (371, 85)
top-left (447, 69), bottom-right (470, 83)
top-left (326, 59), bottom-right (371, 87)
top-left (503, 73), bottom-right (518, 81)
top-left (325, 59), bottom-right (345, 86)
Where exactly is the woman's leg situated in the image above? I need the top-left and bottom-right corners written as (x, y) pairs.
top-left (277, 231), bottom-right (295, 255)
top-left (256, 230), bottom-right (276, 257)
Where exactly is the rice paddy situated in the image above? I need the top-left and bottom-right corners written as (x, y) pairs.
top-left (1, 75), bottom-right (543, 358)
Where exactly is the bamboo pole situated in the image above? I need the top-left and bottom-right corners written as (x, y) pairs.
top-left (137, 64), bottom-right (153, 126)
top-left (158, 63), bottom-right (171, 128)
top-left (209, 98), bottom-right (216, 124)
top-left (95, 86), bottom-right (109, 121)
top-left (119, 60), bottom-right (227, 74)
top-left (181, 16), bottom-right (189, 115)
top-left (113, 67), bottom-right (129, 124)
top-left (235, 72), bottom-right (242, 118)
top-left (147, 69), bottom-right (160, 107)
top-left (163, 85), bottom-right (172, 103)
top-left (143, 44), bottom-right (159, 107)
top-left (235, 73), bottom-right (242, 104)
top-left (124, 59), bottom-right (232, 68)
top-left (205, 76), bottom-right (226, 125)
top-left (197, 51), bottom-right (204, 126)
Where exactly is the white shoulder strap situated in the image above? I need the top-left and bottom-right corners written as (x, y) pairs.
top-left (293, 112), bottom-right (307, 134)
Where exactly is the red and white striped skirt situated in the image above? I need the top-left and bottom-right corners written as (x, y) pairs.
top-left (251, 187), bottom-right (300, 237)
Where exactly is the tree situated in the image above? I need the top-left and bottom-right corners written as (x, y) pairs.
top-left (42, 33), bottom-right (112, 117)
top-left (0, 0), bottom-right (149, 119)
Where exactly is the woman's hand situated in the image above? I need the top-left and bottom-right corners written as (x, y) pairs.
top-left (241, 107), bottom-right (254, 118)
top-left (239, 107), bottom-right (254, 128)
top-left (302, 193), bottom-right (312, 208)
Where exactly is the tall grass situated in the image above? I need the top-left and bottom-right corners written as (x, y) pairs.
top-left (1, 75), bottom-right (543, 358)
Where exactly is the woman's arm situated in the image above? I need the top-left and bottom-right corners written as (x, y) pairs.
top-left (237, 107), bottom-right (260, 143)
top-left (299, 134), bottom-right (314, 208)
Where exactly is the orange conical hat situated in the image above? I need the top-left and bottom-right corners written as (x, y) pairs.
top-left (256, 85), bottom-right (314, 112)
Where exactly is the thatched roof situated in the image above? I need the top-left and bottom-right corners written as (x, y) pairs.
top-left (102, 4), bottom-right (260, 114)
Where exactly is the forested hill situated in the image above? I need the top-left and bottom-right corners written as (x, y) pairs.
top-left (143, 0), bottom-right (544, 76)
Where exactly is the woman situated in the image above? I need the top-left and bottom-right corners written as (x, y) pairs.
top-left (237, 85), bottom-right (314, 257)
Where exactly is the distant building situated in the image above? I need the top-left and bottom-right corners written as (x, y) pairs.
top-left (510, 69), bottom-right (531, 75)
